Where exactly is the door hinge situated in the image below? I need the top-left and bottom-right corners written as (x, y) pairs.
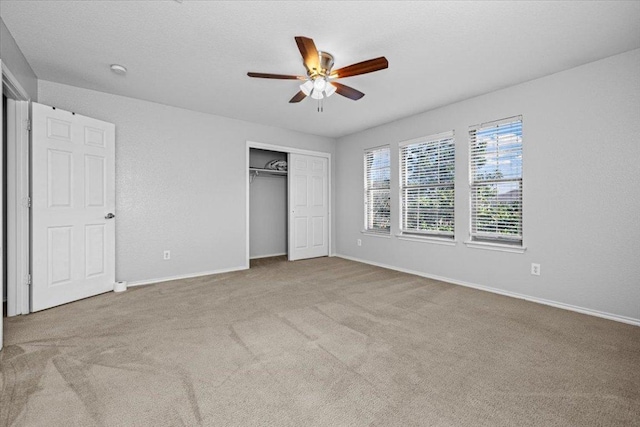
top-left (26, 119), bottom-right (31, 131)
top-left (26, 274), bottom-right (32, 286)
top-left (26, 196), bottom-right (32, 208)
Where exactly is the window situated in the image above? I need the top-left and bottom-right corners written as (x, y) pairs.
top-left (399, 131), bottom-right (455, 238)
top-left (364, 146), bottom-right (391, 233)
top-left (469, 116), bottom-right (523, 245)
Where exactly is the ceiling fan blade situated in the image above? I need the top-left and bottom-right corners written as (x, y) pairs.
top-left (331, 82), bottom-right (365, 100)
top-left (289, 90), bottom-right (307, 103)
top-left (247, 72), bottom-right (305, 80)
top-left (330, 57), bottom-right (388, 79)
top-left (295, 36), bottom-right (319, 72)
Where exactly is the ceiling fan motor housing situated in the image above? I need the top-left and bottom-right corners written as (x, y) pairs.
top-left (312, 51), bottom-right (334, 78)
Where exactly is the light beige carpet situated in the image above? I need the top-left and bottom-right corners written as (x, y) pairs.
top-left (1, 256), bottom-right (639, 426)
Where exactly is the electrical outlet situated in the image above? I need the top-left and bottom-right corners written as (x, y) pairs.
top-left (531, 263), bottom-right (540, 276)
top-left (164, 250), bottom-right (171, 260)
top-left (357, 239), bottom-right (362, 247)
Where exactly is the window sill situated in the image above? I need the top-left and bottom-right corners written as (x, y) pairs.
top-left (464, 240), bottom-right (527, 253)
top-left (361, 230), bottom-right (391, 239)
top-left (396, 234), bottom-right (456, 246)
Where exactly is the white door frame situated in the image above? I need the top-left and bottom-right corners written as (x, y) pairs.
top-left (245, 140), bottom-right (332, 267)
top-left (1, 59), bottom-right (4, 349)
top-left (2, 62), bottom-right (31, 316)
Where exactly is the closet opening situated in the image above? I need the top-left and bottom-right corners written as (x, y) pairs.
top-left (249, 148), bottom-right (288, 262)
top-left (246, 141), bottom-right (331, 268)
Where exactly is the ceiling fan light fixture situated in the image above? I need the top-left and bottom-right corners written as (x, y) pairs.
top-left (311, 89), bottom-right (324, 100)
top-left (313, 77), bottom-right (327, 92)
top-left (300, 80), bottom-right (314, 96)
top-left (324, 83), bottom-right (337, 97)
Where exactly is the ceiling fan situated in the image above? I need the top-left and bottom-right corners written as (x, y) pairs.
top-left (247, 36), bottom-right (388, 109)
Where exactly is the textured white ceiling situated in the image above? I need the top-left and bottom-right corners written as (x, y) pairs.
top-left (1, 1), bottom-right (639, 138)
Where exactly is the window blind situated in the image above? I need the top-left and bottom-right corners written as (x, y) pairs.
top-left (399, 131), bottom-right (455, 237)
top-left (469, 116), bottom-right (523, 244)
top-left (364, 146), bottom-right (391, 233)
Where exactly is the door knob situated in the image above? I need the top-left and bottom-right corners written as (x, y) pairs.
top-left (105, 213), bottom-right (115, 219)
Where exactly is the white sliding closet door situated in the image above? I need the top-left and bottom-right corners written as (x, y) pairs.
top-left (288, 153), bottom-right (328, 260)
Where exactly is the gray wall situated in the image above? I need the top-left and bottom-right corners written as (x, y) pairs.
top-left (335, 49), bottom-right (640, 322)
top-left (38, 80), bottom-right (335, 283)
top-left (250, 149), bottom-right (287, 258)
top-left (0, 18), bottom-right (37, 101)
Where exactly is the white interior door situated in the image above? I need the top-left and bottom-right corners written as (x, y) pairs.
top-left (288, 153), bottom-right (328, 261)
top-left (31, 103), bottom-right (115, 311)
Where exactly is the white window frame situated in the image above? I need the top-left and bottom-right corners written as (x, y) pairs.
top-left (398, 131), bottom-right (455, 242)
top-left (467, 115), bottom-right (524, 252)
top-left (363, 145), bottom-right (391, 235)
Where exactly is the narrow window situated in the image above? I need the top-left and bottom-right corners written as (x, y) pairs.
top-left (364, 146), bottom-right (391, 234)
top-left (469, 116), bottom-right (523, 245)
top-left (399, 131), bottom-right (455, 238)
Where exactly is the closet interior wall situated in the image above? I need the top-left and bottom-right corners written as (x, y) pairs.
top-left (249, 148), bottom-right (288, 259)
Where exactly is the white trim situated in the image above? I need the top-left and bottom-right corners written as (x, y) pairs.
top-left (6, 100), bottom-right (31, 315)
top-left (469, 114), bottom-right (523, 131)
top-left (246, 141), bottom-right (332, 266)
top-left (1, 59), bottom-right (3, 349)
top-left (3, 63), bottom-right (31, 316)
top-left (248, 141), bottom-right (332, 158)
top-left (396, 233), bottom-right (456, 246)
top-left (1, 63), bottom-right (30, 101)
top-left (6, 99), bottom-right (16, 311)
top-left (1, 60), bottom-right (31, 349)
top-left (464, 240), bottom-right (526, 253)
top-left (364, 143), bottom-right (390, 152)
top-left (127, 265), bottom-right (247, 288)
top-left (334, 254), bottom-right (640, 327)
top-left (398, 129), bottom-right (455, 147)
top-left (360, 230), bottom-right (391, 239)
top-left (250, 252), bottom-right (287, 260)
top-left (287, 151), bottom-right (291, 260)
top-left (245, 144), bottom-right (251, 269)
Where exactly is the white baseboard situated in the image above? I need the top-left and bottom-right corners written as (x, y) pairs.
top-left (335, 254), bottom-right (640, 327)
top-left (127, 265), bottom-right (247, 288)
top-left (250, 252), bottom-right (287, 260)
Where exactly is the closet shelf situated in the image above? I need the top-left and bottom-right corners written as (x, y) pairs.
top-left (249, 167), bottom-right (287, 176)
top-left (249, 167), bottom-right (287, 182)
